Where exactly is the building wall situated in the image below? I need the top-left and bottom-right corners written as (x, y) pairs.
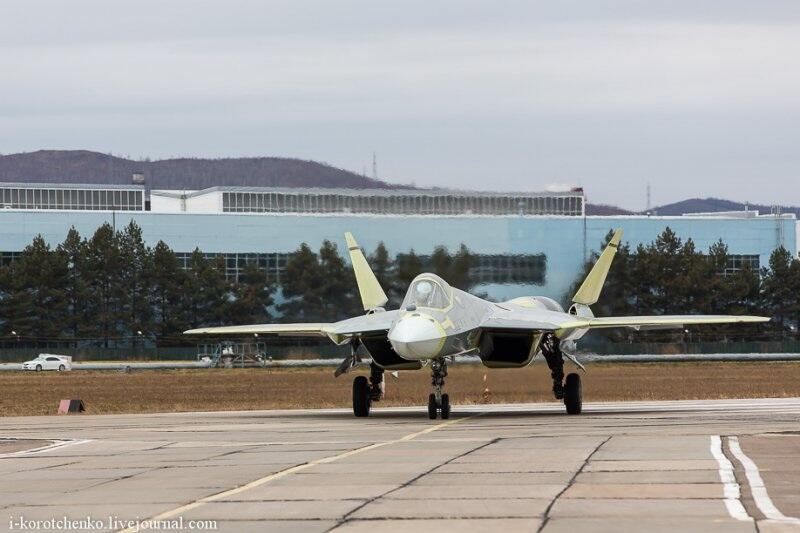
top-left (149, 193), bottom-right (181, 213)
top-left (0, 210), bottom-right (795, 306)
top-left (185, 191), bottom-right (221, 213)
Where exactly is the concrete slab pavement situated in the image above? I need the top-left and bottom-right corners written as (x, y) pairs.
top-left (0, 398), bottom-right (798, 532)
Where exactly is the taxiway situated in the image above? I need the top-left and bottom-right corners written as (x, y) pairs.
top-left (1, 398), bottom-right (799, 532)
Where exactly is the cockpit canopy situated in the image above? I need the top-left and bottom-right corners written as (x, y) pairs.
top-left (402, 274), bottom-right (452, 310)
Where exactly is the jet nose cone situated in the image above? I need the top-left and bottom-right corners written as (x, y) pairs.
top-left (388, 315), bottom-right (445, 360)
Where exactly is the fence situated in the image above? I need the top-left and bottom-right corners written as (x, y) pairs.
top-left (0, 343), bottom-right (350, 363)
top-left (0, 340), bottom-right (798, 363)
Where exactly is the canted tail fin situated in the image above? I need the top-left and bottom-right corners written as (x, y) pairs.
top-left (345, 232), bottom-right (389, 311)
top-left (572, 228), bottom-right (623, 306)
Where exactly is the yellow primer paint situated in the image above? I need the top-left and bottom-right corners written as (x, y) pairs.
top-left (345, 232), bottom-right (389, 311)
top-left (440, 317), bottom-right (455, 330)
top-left (572, 228), bottom-right (623, 306)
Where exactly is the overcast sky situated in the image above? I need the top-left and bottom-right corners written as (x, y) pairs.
top-left (1, 1), bottom-right (799, 209)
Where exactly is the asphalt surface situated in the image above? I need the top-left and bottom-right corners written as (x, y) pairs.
top-left (1, 398), bottom-right (799, 532)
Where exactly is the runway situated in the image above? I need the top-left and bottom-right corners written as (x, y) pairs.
top-left (1, 398), bottom-right (799, 532)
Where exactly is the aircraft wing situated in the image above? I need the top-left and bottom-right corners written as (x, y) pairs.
top-left (184, 310), bottom-right (398, 343)
top-left (184, 323), bottom-right (332, 337)
top-left (480, 309), bottom-right (769, 335)
top-left (575, 315), bottom-right (769, 331)
top-left (326, 311), bottom-right (398, 336)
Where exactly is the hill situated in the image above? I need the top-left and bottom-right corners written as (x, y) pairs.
top-left (650, 197), bottom-right (800, 217)
top-left (584, 203), bottom-right (634, 216)
top-left (0, 150), bottom-right (398, 190)
top-left (1, 152), bottom-right (795, 217)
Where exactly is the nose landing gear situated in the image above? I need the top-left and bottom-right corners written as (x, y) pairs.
top-left (427, 359), bottom-right (450, 420)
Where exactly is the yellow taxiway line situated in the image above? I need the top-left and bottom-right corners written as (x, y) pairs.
top-left (117, 413), bottom-right (481, 532)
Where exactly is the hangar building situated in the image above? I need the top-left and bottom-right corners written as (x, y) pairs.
top-left (0, 182), bottom-right (795, 304)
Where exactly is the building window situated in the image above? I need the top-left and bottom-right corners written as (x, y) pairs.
top-left (175, 252), bottom-right (292, 283)
top-left (218, 191), bottom-right (584, 217)
top-left (394, 252), bottom-right (547, 285)
top-left (0, 251), bottom-right (22, 266)
top-left (0, 187), bottom-right (143, 211)
top-left (723, 255), bottom-right (760, 276)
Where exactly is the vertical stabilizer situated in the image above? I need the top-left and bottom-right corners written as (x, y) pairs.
top-left (572, 228), bottom-right (623, 306)
top-left (345, 232), bottom-right (389, 311)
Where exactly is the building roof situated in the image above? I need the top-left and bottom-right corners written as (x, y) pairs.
top-left (0, 181), bottom-right (145, 191)
top-left (152, 186), bottom-right (584, 199)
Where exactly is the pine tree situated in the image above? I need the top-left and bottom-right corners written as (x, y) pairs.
top-left (57, 227), bottom-right (89, 340)
top-left (150, 241), bottom-right (188, 343)
top-left (84, 224), bottom-right (125, 346)
top-left (183, 251), bottom-right (230, 328)
top-left (0, 236), bottom-right (69, 341)
top-left (704, 240), bottom-right (730, 314)
top-left (761, 247), bottom-right (795, 329)
top-left (279, 243), bottom-right (325, 321)
top-left (119, 221), bottom-right (153, 346)
top-left (319, 240), bottom-right (359, 318)
top-left (395, 250), bottom-right (423, 294)
top-left (650, 227), bottom-right (686, 314)
top-left (449, 244), bottom-right (473, 290)
top-left (430, 246), bottom-right (451, 281)
top-left (369, 242), bottom-right (396, 305)
top-left (229, 262), bottom-right (274, 324)
top-left (0, 256), bottom-right (31, 338)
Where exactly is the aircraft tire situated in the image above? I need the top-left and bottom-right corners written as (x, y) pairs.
top-left (564, 373), bottom-right (582, 415)
top-left (427, 394), bottom-right (437, 419)
top-left (440, 394), bottom-right (450, 419)
top-left (353, 376), bottom-right (371, 417)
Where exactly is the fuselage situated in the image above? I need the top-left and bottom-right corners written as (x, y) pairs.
top-left (386, 273), bottom-right (585, 362)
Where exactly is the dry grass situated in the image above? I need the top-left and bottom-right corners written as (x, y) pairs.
top-left (1, 362), bottom-right (799, 417)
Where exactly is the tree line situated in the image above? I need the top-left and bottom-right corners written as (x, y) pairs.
top-left (0, 222), bottom-right (474, 346)
top-left (1, 224), bottom-right (797, 347)
top-left (572, 228), bottom-right (799, 340)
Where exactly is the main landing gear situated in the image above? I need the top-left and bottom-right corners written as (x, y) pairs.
top-left (541, 333), bottom-right (582, 414)
top-left (352, 363), bottom-right (385, 417)
top-left (427, 359), bottom-right (450, 420)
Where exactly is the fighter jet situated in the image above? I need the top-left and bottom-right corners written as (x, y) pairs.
top-left (185, 230), bottom-right (769, 418)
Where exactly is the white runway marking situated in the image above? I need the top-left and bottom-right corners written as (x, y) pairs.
top-left (0, 437), bottom-right (92, 458)
top-left (728, 436), bottom-right (800, 525)
top-left (709, 435), bottom-right (750, 522)
top-left (116, 413), bottom-right (481, 533)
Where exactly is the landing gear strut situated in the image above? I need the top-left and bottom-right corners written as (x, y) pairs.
top-left (369, 363), bottom-right (384, 401)
top-left (353, 363), bottom-right (384, 417)
top-left (428, 359), bottom-right (450, 420)
top-left (541, 333), bottom-right (582, 414)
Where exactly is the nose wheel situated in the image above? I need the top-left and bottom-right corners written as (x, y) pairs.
top-left (427, 393), bottom-right (450, 419)
top-left (427, 359), bottom-right (450, 419)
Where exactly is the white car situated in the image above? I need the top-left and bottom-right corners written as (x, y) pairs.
top-left (22, 355), bottom-right (72, 372)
